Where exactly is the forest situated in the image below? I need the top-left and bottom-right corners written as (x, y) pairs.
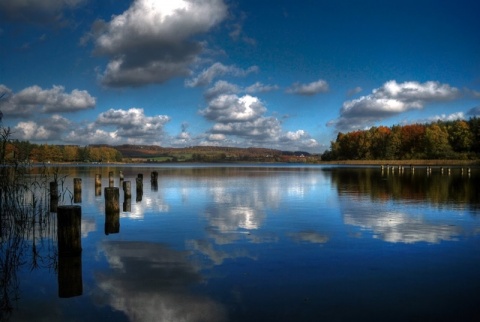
top-left (1, 139), bottom-right (123, 163)
top-left (321, 117), bottom-right (480, 161)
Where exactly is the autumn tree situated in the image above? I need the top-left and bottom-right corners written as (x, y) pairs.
top-left (447, 120), bottom-right (472, 154)
top-left (423, 123), bottom-right (453, 159)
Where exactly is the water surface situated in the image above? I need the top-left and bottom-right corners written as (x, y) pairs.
top-left (3, 164), bottom-right (480, 321)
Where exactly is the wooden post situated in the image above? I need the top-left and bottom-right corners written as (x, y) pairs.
top-left (123, 197), bottom-right (132, 212)
top-left (122, 181), bottom-right (132, 212)
top-left (73, 178), bottom-right (82, 203)
top-left (104, 187), bottom-right (120, 235)
top-left (123, 181), bottom-right (131, 198)
top-left (57, 205), bottom-right (82, 256)
top-left (119, 171), bottom-right (124, 182)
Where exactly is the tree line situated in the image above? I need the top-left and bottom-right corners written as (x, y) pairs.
top-left (2, 140), bottom-right (123, 163)
top-left (322, 117), bottom-right (480, 161)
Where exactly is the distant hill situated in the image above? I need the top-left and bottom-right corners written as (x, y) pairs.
top-left (105, 144), bottom-right (317, 163)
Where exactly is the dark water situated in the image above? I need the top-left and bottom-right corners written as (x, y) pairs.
top-left (2, 164), bottom-right (480, 321)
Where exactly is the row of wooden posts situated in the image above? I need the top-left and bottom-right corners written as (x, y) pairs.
top-left (381, 165), bottom-right (472, 176)
top-left (51, 170), bottom-right (159, 298)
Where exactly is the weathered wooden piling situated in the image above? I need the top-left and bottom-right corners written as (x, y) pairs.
top-left (58, 253), bottom-right (83, 298)
top-left (104, 187), bottom-right (120, 235)
top-left (119, 171), bottom-right (124, 182)
top-left (109, 171), bottom-right (114, 188)
top-left (123, 197), bottom-right (131, 212)
top-left (123, 181), bottom-right (131, 198)
top-left (104, 187), bottom-right (119, 214)
top-left (57, 205), bottom-right (82, 256)
top-left (73, 178), bottom-right (82, 203)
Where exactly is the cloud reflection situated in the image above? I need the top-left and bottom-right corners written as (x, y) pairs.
top-left (343, 209), bottom-right (463, 244)
top-left (95, 241), bottom-right (227, 322)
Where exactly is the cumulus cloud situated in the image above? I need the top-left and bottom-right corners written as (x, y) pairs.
top-left (96, 108), bottom-right (170, 139)
top-left (0, 0), bottom-right (85, 25)
top-left (12, 114), bottom-right (71, 141)
top-left (286, 79), bottom-right (329, 95)
top-left (328, 80), bottom-right (460, 132)
top-left (204, 80), bottom-right (240, 101)
top-left (63, 108), bottom-right (171, 145)
top-left (185, 62), bottom-right (258, 87)
top-left (198, 94), bottom-right (319, 151)
top-left (427, 112), bottom-right (465, 122)
top-left (92, 0), bottom-right (228, 87)
top-left (200, 94), bottom-right (266, 122)
top-left (0, 84), bottom-right (95, 116)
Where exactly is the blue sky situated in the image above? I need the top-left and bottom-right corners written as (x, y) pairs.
top-left (1, 0), bottom-right (479, 153)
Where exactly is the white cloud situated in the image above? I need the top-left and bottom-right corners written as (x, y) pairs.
top-left (96, 108), bottom-right (170, 139)
top-left (92, 0), bottom-right (228, 87)
top-left (12, 114), bottom-right (71, 141)
top-left (200, 94), bottom-right (266, 122)
top-left (427, 112), bottom-right (465, 122)
top-left (329, 80), bottom-right (460, 132)
top-left (185, 62), bottom-right (258, 87)
top-left (286, 79), bottom-right (329, 95)
top-left (204, 80), bottom-right (240, 101)
top-left (198, 93), bottom-right (319, 151)
top-left (0, 84), bottom-right (95, 116)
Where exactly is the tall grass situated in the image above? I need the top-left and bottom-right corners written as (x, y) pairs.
top-left (0, 127), bottom-right (65, 320)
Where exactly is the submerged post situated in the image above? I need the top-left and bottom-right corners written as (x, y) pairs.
top-left (57, 205), bottom-right (82, 256)
top-left (104, 187), bottom-right (120, 235)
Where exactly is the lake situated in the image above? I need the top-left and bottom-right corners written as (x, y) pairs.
top-left (2, 164), bottom-right (480, 321)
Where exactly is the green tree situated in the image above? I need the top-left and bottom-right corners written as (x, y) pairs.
top-left (447, 120), bottom-right (472, 153)
top-left (424, 124), bottom-right (453, 159)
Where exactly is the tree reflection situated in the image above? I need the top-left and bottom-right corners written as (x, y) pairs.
top-left (327, 167), bottom-right (480, 212)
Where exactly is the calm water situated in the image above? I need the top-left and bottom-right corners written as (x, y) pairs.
top-left (2, 164), bottom-right (480, 321)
